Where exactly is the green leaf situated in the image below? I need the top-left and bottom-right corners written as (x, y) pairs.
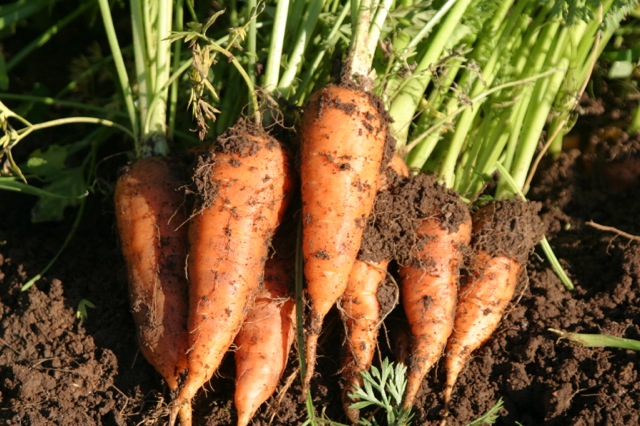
top-left (25, 144), bottom-right (69, 180)
top-left (607, 60), bottom-right (635, 79)
top-left (30, 166), bottom-right (86, 222)
top-left (466, 398), bottom-right (504, 425)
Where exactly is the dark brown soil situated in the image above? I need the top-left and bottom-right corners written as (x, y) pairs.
top-left (2, 110), bottom-right (640, 426)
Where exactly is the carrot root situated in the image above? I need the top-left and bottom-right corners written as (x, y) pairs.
top-left (114, 156), bottom-right (189, 393)
top-left (443, 199), bottom-right (543, 406)
top-left (443, 252), bottom-right (520, 404)
top-left (234, 252), bottom-right (296, 426)
top-left (300, 84), bottom-right (389, 391)
top-left (339, 258), bottom-right (388, 423)
top-left (171, 122), bottom-right (293, 423)
top-left (400, 214), bottom-right (471, 408)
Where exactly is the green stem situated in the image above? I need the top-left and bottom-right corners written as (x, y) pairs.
top-left (388, 0), bottom-right (473, 146)
top-left (168, 0), bottom-right (184, 142)
top-left (97, 0), bottom-right (139, 148)
top-left (0, 93), bottom-right (128, 119)
top-left (247, 0), bottom-right (257, 87)
top-left (12, 116), bottom-right (135, 145)
top-left (264, 0), bottom-right (290, 92)
top-left (293, 1), bottom-right (350, 103)
top-left (347, 0), bottom-right (373, 82)
top-left (278, 1), bottom-right (323, 97)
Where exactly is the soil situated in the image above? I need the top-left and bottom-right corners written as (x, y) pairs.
top-left (2, 100), bottom-right (640, 426)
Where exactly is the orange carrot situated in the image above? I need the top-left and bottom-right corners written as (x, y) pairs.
top-left (339, 258), bottom-right (389, 423)
top-left (443, 199), bottom-right (543, 405)
top-left (399, 189), bottom-right (472, 409)
top-left (114, 156), bottom-right (191, 423)
top-left (170, 122), bottom-right (293, 425)
top-left (339, 155), bottom-right (408, 422)
top-left (300, 84), bottom-right (389, 390)
top-left (233, 248), bottom-right (296, 426)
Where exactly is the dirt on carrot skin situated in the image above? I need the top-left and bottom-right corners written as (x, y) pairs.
top-left (2, 100), bottom-right (640, 425)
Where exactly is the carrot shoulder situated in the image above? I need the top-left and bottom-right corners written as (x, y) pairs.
top-left (300, 84), bottom-right (388, 390)
top-left (171, 123), bottom-right (293, 424)
top-left (114, 156), bottom-right (189, 393)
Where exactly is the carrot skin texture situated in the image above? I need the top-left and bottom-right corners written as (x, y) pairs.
top-left (339, 258), bottom-right (388, 423)
top-left (171, 131), bottom-right (293, 424)
top-left (234, 253), bottom-right (296, 426)
top-left (399, 216), bottom-right (472, 408)
top-left (114, 156), bottom-right (189, 392)
top-left (443, 251), bottom-right (520, 404)
top-left (300, 85), bottom-right (387, 389)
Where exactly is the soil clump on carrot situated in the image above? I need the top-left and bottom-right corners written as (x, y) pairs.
top-left (470, 198), bottom-right (545, 265)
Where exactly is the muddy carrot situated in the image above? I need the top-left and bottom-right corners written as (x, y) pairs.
top-left (398, 175), bottom-right (472, 408)
top-left (300, 84), bottom-right (389, 390)
top-left (443, 199), bottom-right (543, 405)
top-left (170, 121), bottom-right (293, 424)
top-left (114, 156), bottom-right (191, 423)
top-left (233, 238), bottom-right (296, 426)
top-left (339, 258), bottom-right (389, 423)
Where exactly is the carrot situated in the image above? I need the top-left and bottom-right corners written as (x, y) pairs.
top-left (398, 175), bottom-right (472, 408)
top-left (443, 199), bottom-right (543, 405)
top-left (339, 257), bottom-right (389, 423)
top-left (114, 156), bottom-right (191, 423)
top-left (339, 154), bottom-right (408, 422)
top-left (233, 246), bottom-right (296, 426)
top-left (170, 121), bottom-right (293, 425)
top-left (300, 84), bottom-right (389, 390)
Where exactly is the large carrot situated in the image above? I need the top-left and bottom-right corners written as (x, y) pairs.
top-left (443, 199), bottom-right (543, 405)
top-left (170, 121), bottom-right (294, 424)
top-left (114, 156), bottom-right (191, 423)
top-left (300, 84), bottom-right (389, 390)
top-left (398, 174), bottom-right (472, 409)
top-left (233, 245), bottom-right (296, 426)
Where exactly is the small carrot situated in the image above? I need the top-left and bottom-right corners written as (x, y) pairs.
top-left (398, 174), bottom-right (472, 408)
top-left (443, 199), bottom-right (543, 405)
top-left (339, 154), bottom-right (409, 422)
top-left (300, 84), bottom-right (389, 390)
top-left (114, 156), bottom-right (191, 423)
top-left (170, 121), bottom-right (294, 425)
top-left (233, 245), bottom-right (296, 426)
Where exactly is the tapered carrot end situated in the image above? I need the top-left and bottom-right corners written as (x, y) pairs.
top-left (169, 398), bottom-right (192, 426)
top-left (402, 364), bottom-right (427, 409)
top-left (342, 384), bottom-right (361, 424)
top-left (443, 367), bottom-right (460, 407)
top-left (303, 332), bottom-right (320, 393)
top-left (236, 410), bottom-right (251, 426)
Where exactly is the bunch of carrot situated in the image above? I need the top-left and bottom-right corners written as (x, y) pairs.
top-left (114, 87), bottom-right (545, 426)
top-left (111, 3), bottom-right (549, 425)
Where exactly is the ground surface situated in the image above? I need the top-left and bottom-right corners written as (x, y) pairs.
top-left (2, 91), bottom-right (640, 426)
